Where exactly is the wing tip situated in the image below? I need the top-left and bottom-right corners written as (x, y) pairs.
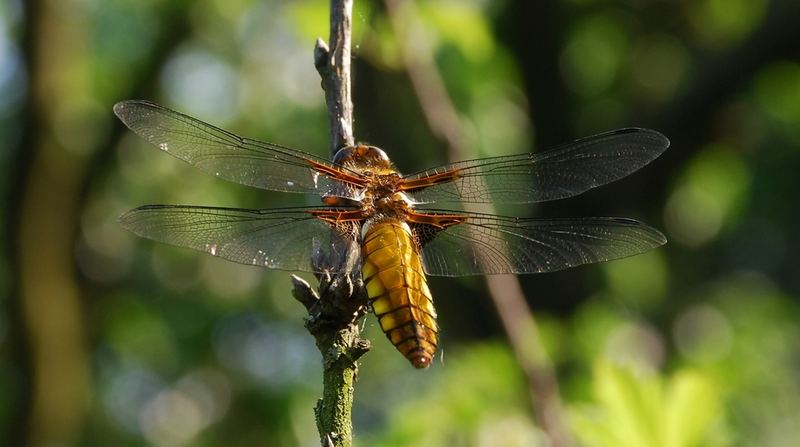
top-left (117, 208), bottom-right (139, 233)
top-left (113, 99), bottom-right (159, 121)
top-left (117, 205), bottom-right (171, 230)
top-left (112, 101), bottom-right (134, 123)
top-left (651, 228), bottom-right (668, 247)
top-left (117, 205), bottom-right (150, 225)
top-left (615, 127), bottom-right (671, 151)
top-left (608, 217), bottom-right (668, 246)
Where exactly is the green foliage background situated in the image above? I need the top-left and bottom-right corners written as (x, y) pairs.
top-left (1, 0), bottom-right (799, 446)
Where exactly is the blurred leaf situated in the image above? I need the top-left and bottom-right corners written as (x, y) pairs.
top-left (602, 250), bottom-right (669, 310)
top-left (672, 304), bottom-right (734, 364)
top-left (569, 297), bottom-right (626, 366)
top-left (664, 145), bottom-right (751, 247)
top-left (469, 83), bottom-right (532, 158)
top-left (665, 370), bottom-right (723, 447)
top-left (365, 343), bottom-right (537, 447)
top-left (361, 15), bottom-right (403, 70)
top-left (288, 0), bottom-right (373, 45)
top-left (629, 34), bottom-right (690, 103)
top-left (287, 1), bottom-right (334, 42)
top-left (561, 14), bottom-right (628, 96)
top-left (571, 360), bottom-right (726, 447)
top-left (101, 294), bottom-right (178, 369)
top-left (417, 1), bottom-right (495, 63)
top-left (687, 0), bottom-right (767, 48)
top-left (700, 274), bottom-right (800, 445)
top-left (754, 61), bottom-right (800, 140)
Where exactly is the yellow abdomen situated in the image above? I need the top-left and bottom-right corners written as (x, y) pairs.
top-left (361, 219), bottom-right (438, 368)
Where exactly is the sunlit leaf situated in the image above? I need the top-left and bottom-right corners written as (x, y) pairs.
top-left (665, 370), bottom-right (723, 447)
top-left (365, 343), bottom-right (534, 446)
top-left (571, 361), bottom-right (727, 447)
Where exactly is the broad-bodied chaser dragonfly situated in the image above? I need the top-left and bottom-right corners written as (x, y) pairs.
top-left (114, 100), bottom-right (669, 368)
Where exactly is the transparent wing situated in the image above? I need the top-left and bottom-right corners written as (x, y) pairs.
top-left (119, 205), bottom-right (358, 273)
top-left (114, 100), bottom-right (361, 198)
top-left (418, 212), bottom-right (666, 276)
top-left (404, 128), bottom-right (669, 205)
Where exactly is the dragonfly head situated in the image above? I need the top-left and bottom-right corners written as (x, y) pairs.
top-left (333, 144), bottom-right (394, 173)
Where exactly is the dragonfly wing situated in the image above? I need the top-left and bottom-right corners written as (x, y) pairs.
top-left (404, 128), bottom-right (669, 205)
top-left (119, 205), bottom-right (359, 273)
top-left (418, 212), bottom-right (666, 276)
top-left (114, 100), bottom-right (361, 198)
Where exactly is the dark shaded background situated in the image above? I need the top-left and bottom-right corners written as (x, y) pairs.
top-left (2, 0), bottom-right (799, 445)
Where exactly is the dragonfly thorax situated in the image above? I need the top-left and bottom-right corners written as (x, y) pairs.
top-left (374, 192), bottom-right (413, 213)
top-left (356, 186), bottom-right (413, 220)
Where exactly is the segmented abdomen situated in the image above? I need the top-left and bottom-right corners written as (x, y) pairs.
top-left (361, 219), bottom-right (438, 368)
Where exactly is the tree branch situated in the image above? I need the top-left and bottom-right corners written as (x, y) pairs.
top-left (293, 2), bottom-right (370, 446)
top-left (315, 0), bottom-right (355, 155)
top-left (383, 1), bottom-right (572, 445)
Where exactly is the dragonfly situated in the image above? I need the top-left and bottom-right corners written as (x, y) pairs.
top-left (114, 100), bottom-right (669, 369)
